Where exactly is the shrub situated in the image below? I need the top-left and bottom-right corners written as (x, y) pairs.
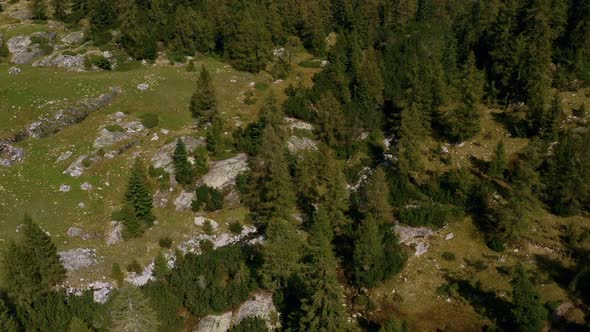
top-left (254, 82), bottom-right (269, 91)
top-left (127, 259), bottom-right (142, 274)
top-left (398, 204), bottom-right (461, 229)
top-left (62, 50), bottom-right (77, 56)
top-left (228, 317), bottom-right (268, 332)
top-left (442, 251), bottom-right (456, 261)
top-left (86, 54), bottom-right (111, 70)
top-left (158, 237), bottom-right (173, 248)
top-left (298, 59), bottom-right (323, 68)
top-left (111, 210), bottom-right (128, 221)
top-left (199, 239), bottom-right (214, 253)
top-left (105, 124), bottom-right (124, 132)
top-left (229, 221), bottom-right (243, 234)
top-left (203, 220), bottom-right (214, 235)
top-left (192, 185), bottom-right (224, 212)
top-left (82, 158), bottom-right (92, 167)
top-left (140, 113), bottom-right (159, 129)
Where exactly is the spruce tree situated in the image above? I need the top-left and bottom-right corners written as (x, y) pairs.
top-left (88, 0), bottom-right (116, 45)
top-left (68, 317), bottom-right (92, 332)
top-left (316, 92), bottom-right (346, 148)
top-left (0, 298), bottom-right (19, 332)
top-left (52, 0), bottom-right (67, 20)
top-left (152, 252), bottom-right (168, 279)
top-left (111, 262), bottom-right (124, 286)
top-left (190, 65), bottom-right (217, 121)
top-left (110, 286), bottom-right (159, 332)
top-left (1, 241), bottom-right (43, 308)
top-left (382, 228), bottom-right (407, 279)
top-left (30, 0), bottom-right (48, 20)
top-left (353, 215), bottom-right (385, 287)
top-left (360, 167), bottom-right (392, 222)
top-left (173, 139), bottom-right (194, 185)
top-left (21, 216), bottom-right (66, 290)
top-left (300, 208), bottom-right (348, 331)
top-left (398, 104), bottom-right (424, 173)
top-left (224, 8), bottom-right (272, 72)
top-left (122, 203), bottom-right (143, 239)
top-left (119, 0), bottom-right (156, 60)
top-left (489, 140), bottom-right (507, 179)
top-left (125, 160), bottom-right (155, 227)
top-left (510, 264), bottom-right (547, 332)
top-left (69, 0), bottom-right (89, 22)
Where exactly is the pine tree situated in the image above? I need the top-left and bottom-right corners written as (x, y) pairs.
top-left (125, 160), bottom-right (155, 227)
top-left (206, 116), bottom-right (224, 155)
top-left (360, 167), bottom-right (392, 222)
top-left (110, 286), bottom-right (159, 332)
top-left (1, 241), bottom-right (43, 308)
top-left (69, 0), bottom-right (89, 22)
top-left (68, 317), bottom-right (92, 332)
top-left (299, 208), bottom-right (348, 331)
top-left (190, 65), bottom-right (217, 121)
top-left (193, 147), bottom-right (209, 178)
top-left (30, 0), bottom-right (48, 20)
top-left (398, 104), bottom-right (424, 174)
top-left (52, 0), bottom-right (67, 21)
top-left (510, 264), bottom-right (547, 332)
top-left (119, 0), bottom-right (156, 60)
top-left (152, 252), bottom-right (168, 279)
top-left (353, 215), bottom-right (385, 287)
top-left (315, 92), bottom-right (346, 147)
top-left (382, 228), bottom-right (407, 279)
top-left (541, 94), bottom-right (563, 140)
top-left (111, 262), bottom-right (124, 286)
top-left (21, 216), bottom-right (66, 290)
top-left (224, 8), bottom-right (273, 72)
top-left (173, 139), bottom-right (194, 185)
top-left (489, 140), bottom-right (507, 179)
top-left (88, 0), bottom-right (116, 45)
top-left (122, 203), bottom-right (143, 239)
top-left (0, 298), bottom-right (18, 332)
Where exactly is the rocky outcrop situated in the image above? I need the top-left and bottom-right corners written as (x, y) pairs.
top-left (178, 225), bottom-right (257, 254)
top-left (8, 66), bottom-right (21, 75)
top-left (58, 248), bottom-right (98, 272)
top-left (285, 117), bottom-right (313, 131)
top-left (153, 190), bottom-right (171, 208)
top-left (151, 136), bottom-right (205, 173)
top-left (63, 155), bottom-right (88, 177)
top-left (8, 8), bottom-right (33, 20)
top-left (174, 191), bottom-right (195, 211)
top-left (196, 312), bottom-right (233, 332)
top-left (394, 224), bottom-right (435, 257)
top-left (125, 262), bottom-right (155, 286)
top-left (7, 35), bottom-right (47, 64)
top-left (61, 31), bottom-right (84, 45)
top-left (67, 226), bottom-right (99, 240)
top-left (106, 221), bottom-right (122, 246)
top-left (199, 153), bottom-right (249, 190)
top-left (0, 143), bottom-right (25, 167)
top-left (33, 53), bottom-right (85, 70)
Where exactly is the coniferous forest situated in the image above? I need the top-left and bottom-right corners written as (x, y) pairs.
top-left (0, 0), bottom-right (589, 331)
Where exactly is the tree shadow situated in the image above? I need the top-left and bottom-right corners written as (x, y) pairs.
top-left (533, 254), bottom-right (575, 290)
top-left (490, 112), bottom-right (529, 138)
top-left (446, 277), bottom-right (514, 330)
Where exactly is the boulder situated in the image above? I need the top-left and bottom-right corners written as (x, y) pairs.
top-left (61, 31), bottom-right (84, 45)
top-left (194, 216), bottom-right (219, 230)
top-left (93, 128), bottom-right (129, 149)
top-left (125, 262), bottom-right (155, 286)
top-left (106, 221), bottom-right (122, 246)
top-left (151, 136), bottom-right (205, 173)
top-left (58, 248), bottom-right (98, 272)
top-left (0, 143), bottom-right (25, 167)
top-left (81, 182), bottom-right (93, 191)
top-left (60, 184), bottom-right (71, 192)
top-left (137, 83), bottom-right (149, 91)
top-left (33, 53), bottom-right (85, 69)
top-left (234, 291), bottom-right (278, 329)
top-left (174, 191), bottom-right (195, 211)
top-left (153, 190), bottom-right (170, 208)
top-left (285, 117), bottom-right (314, 131)
top-left (8, 8), bottom-right (33, 20)
top-left (195, 312), bottom-right (233, 332)
top-left (8, 66), bottom-right (21, 75)
top-left (56, 151), bottom-right (73, 162)
top-left (414, 242), bottom-right (429, 256)
top-left (63, 155), bottom-right (88, 177)
top-left (199, 153), bottom-right (248, 190)
top-left (7, 35), bottom-right (47, 64)
top-left (67, 226), bottom-right (98, 240)
top-left (394, 224), bottom-right (435, 244)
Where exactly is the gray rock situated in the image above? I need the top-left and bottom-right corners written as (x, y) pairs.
top-left (394, 224), bottom-right (434, 244)
top-left (60, 184), bottom-right (71, 192)
top-left (63, 155), bottom-right (88, 178)
top-left (287, 136), bottom-right (317, 152)
top-left (61, 31), bottom-right (84, 45)
top-left (56, 151), bottom-right (73, 162)
top-left (109, 111), bottom-right (126, 120)
top-left (153, 190), bottom-right (170, 208)
top-left (174, 191), bottom-right (195, 211)
top-left (285, 117), bottom-right (314, 131)
top-left (33, 53), bottom-right (85, 69)
top-left (106, 221), bottom-right (122, 246)
top-left (125, 262), bottom-right (155, 286)
top-left (81, 182), bottom-right (93, 191)
top-left (200, 153), bottom-right (249, 190)
top-left (445, 233), bottom-right (454, 241)
top-left (194, 216), bottom-right (219, 230)
top-left (32, 31), bottom-right (57, 42)
top-left (8, 66), bottom-right (21, 75)
top-left (8, 8), bottom-right (33, 20)
top-left (137, 83), bottom-right (149, 91)
top-left (67, 226), bottom-right (98, 240)
top-left (0, 143), bottom-right (25, 167)
top-left (196, 312), bottom-right (233, 332)
top-left (7, 35), bottom-right (47, 64)
top-left (414, 242), bottom-right (429, 256)
top-left (58, 248), bottom-right (98, 272)
top-left (122, 121), bottom-right (145, 133)
top-left (234, 291), bottom-right (279, 329)
top-left (151, 136), bottom-right (205, 173)
top-left (93, 128), bottom-right (129, 149)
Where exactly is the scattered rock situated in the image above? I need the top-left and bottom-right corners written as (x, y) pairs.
top-left (194, 216), bottom-right (219, 230)
top-left (33, 53), bottom-right (85, 69)
top-left (89, 282), bottom-right (114, 304)
top-left (285, 117), bottom-right (314, 131)
top-left (8, 66), bottom-right (21, 75)
top-left (123, 121), bottom-right (145, 133)
top-left (106, 221), bottom-right (122, 246)
top-left (178, 225), bottom-right (257, 254)
top-left (151, 133), bottom-right (159, 141)
top-left (414, 242), bottom-right (429, 256)
top-left (66, 226), bottom-right (98, 240)
top-left (445, 233), bottom-right (454, 241)
top-left (63, 155), bottom-right (88, 177)
top-left (56, 151), bottom-right (73, 162)
top-left (81, 182), bottom-right (93, 191)
top-left (110, 111), bottom-right (126, 121)
top-left (0, 143), bottom-right (25, 167)
top-left (93, 128), bottom-right (129, 149)
top-left (196, 312), bottom-right (233, 332)
top-left (125, 262), bottom-right (154, 286)
top-left (8, 8), bottom-right (33, 20)
top-left (287, 136), bottom-right (318, 152)
top-left (160, 128), bottom-right (170, 135)
top-left (394, 224), bottom-right (435, 244)
top-left (7, 35), bottom-right (47, 64)
top-left (199, 153), bottom-right (248, 190)
top-left (174, 191), bottom-right (195, 211)
top-left (61, 31), bottom-right (85, 45)
top-left (234, 291), bottom-right (279, 329)
top-left (60, 184), bottom-right (71, 192)
top-left (137, 83), bottom-right (149, 91)
top-left (58, 248), bottom-right (98, 272)
top-left (153, 190), bottom-right (170, 208)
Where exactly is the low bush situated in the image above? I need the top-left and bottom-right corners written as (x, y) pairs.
top-left (140, 113), bottom-right (159, 129)
top-left (105, 124), bottom-right (124, 132)
top-left (158, 237), bottom-right (173, 249)
top-left (192, 185), bottom-right (224, 212)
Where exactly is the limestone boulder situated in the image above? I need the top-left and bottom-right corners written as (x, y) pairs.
top-left (199, 153), bottom-right (248, 190)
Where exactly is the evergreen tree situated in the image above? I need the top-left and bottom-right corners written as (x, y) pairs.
top-left (111, 262), bottom-right (124, 286)
top-left (360, 167), bottom-right (392, 222)
top-left (398, 104), bottom-right (424, 174)
top-left (21, 216), bottom-right (66, 290)
top-left (119, 0), bottom-right (156, 60)
top-left (0, 298), bottom-right (19, 332)
top-left (382, 228), bottom-right (407, 279)
top-left (30, 0), bottom-right (48, 20)
top-left (510, 264), bottom-right (547, 332)
top-left (190, 65), bottom-right (217, 121)
top-left (353, 215), bottom-right (385, 287)
top-left (206, 116), bottom-right (224, 156)
top-left (173, 139), bottom-right (194, 185)
top-left (315, 92), bottom-right (346, 148)
top-left (52, 0), bottom-right (67, 21)
top-left (110, 286), bottom-right (159, 332)
top-left (68, 317), bottom-right (92, 332)
top-left (152, 252), bottom-right (169, 279)
top-left (69, 0), bottom-right (89, 22)
top-left (193, 147), bottom-right (209, 178)
top-left (224, 8), bottom-right (273, 72)
top-left (541, 94), bottom-right (564, 140)
top-left (122, 203), bottom-right (143, 239)
top-left (125, 160), bottom-right (155, 227)
top-left (1, 241), bottom-right (43, 308)
top-left (299, 208), bottom-right (348, 331)
top-left (88, 0), bottom-right (116, 45)
top-left (489, 140), bottom-right (507, 179)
